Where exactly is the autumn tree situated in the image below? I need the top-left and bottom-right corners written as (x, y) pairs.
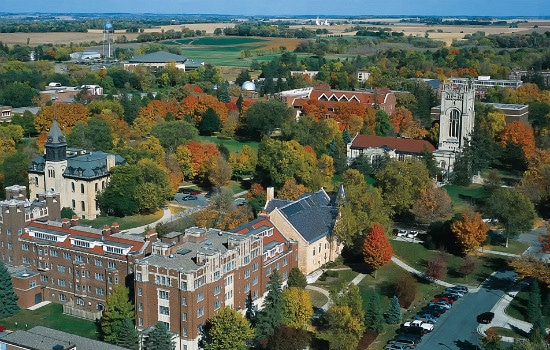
top-left (510, 255), bottom-right (550, 285)
top-left (392, 273), bottom-right (417, 308)
top-left (451, 210), bottom-right (488, 254)
top-left (35, 103), bottom-right (88, 135)
top-left (457, 255), bottom-right (477, 277)
top-left (101, 284), bottom-right (135, 344)
top-left (277, 178), bottom-right (306, 201)
top-left (317, 305), bottom-right (365, 350)
top-left (499, 121), bottom-right (536, 160)
top-left (362, 222), bottom-right (393, 277)
top-left (281, 287), bottom-right (313, 330)
top-left (425, 252), bottom-right (448, 281)
top-left (201, 307), bottom-right (254, 350)
top-left (208, 156), bottom-right (232, 188)
top-left (229, 145), bottom-right (257, 180)
top-left (411, 181), bottom-right (453, 224)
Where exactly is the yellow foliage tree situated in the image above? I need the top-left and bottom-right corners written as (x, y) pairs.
top-left (282, 287), bottom-right (313, 330)
top-left (277, 178), bottom-right (307, 201)
top-left (482, 110), bottom-right (507, 139)
top-left (451, 210), bottom-right (488, 254)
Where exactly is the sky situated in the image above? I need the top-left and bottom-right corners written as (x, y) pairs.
top-left (2, 0), bottom-right (549, 17)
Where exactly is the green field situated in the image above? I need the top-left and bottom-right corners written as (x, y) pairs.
top-left (170, 37), bottom-right (269, 46)
top-left (443, 184), bottom-right (484, 213)
top-left (0, 303), bottom-right (100, 340)
top-left (196, 135), bottom-right (259, 153)
top-left (80, 209), bottom-right (164, 230)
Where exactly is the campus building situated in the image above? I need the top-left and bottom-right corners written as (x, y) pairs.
top-left (28, 119), bottom-right (125, 219)
top-left (134, 225), bottom-right (298, 350)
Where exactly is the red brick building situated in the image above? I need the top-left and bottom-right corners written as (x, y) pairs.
top-left (134, 224), bottom-right (298, 350)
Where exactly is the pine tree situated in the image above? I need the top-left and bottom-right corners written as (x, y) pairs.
top-left (287, 267), bottom-right (307, 289)
top-left (364, 291), bottom-right (384, 333)
top-left (101, 284), bottom-right (135, 344)
top-left (117, 318), bottom-right (139, 350)
top-left (527, 280), bottom-right (542, 323)
top-left (245, 291), bottom-right (255, 324)
top-left (342, 129), bottom-right (352, 144)
top-left (255, 270), bottom-right (283, 342)
top-left (236, 94), bottom-right (244, 116)
top-left (199, 108), bottom-right (221, 136)
top-left (144, 322), bottom-right (175, 350)
top-left (384, 296), bottom-right (402, 325)
top-left (0, 260), bottom-right (19, 318)
top-left (216, 80), bottom-right (231, 103)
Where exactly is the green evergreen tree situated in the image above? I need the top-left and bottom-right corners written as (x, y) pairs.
top-left (236, 94), bottom-right (244, 116)
top-left (101, 284), bottom-right (135, 344)
top-left (528, 313), bottom-right (547, 343)
top-left (117, 318), bottom-right (139, 350)
top-left (200, 108), bottom-right (221, 136)
top-left (60, 207), bottom-right (76, 219)
top-left (364, 291), bottom-right (384, 333)
top-left (216, 80), bottom-right (231, 103)
top-left (143, 322), bottom-right (175, 350)
top-left (287, 267), bottom-right (307, 289)
top-left (255, 270), bottom-right (283, 342)
top-left (0, 260), bottom-right (19, 318)
top-left (375, 110), bottom-right (392, 136)
top-left (384, 296), bottom-right (402, 325)
top-left (451, 143), bottom-right (473, 185)
top-left (342, 129), bottom-right (352, 144)
top-left (527, 280), bottom-right (542, 323)
top-left (420, 145), bottom-right (440, 179)
top-left (245, 291), bottom-right (255, 324)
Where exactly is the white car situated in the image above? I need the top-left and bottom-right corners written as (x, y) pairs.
top-left (406, 230), bottom-right (419, 238)
top-left (397, 230), bottom-right (408, 237)
top-left (404, 319), bottom-right (434, 332)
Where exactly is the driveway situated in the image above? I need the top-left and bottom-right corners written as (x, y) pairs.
top-left (414, 269), bottom-right (517, 350)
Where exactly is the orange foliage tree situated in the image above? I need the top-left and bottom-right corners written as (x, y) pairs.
top-left (137, 100), bottom-right (178, 124)
top-left (499, 121), bottom-right (536, 160)
top-left (277, 178), bottom-right (307, 201)
top-left (519, 149), bottom-right (550, 202)
top-left (179, 94), bottom-right (228, 124)
top-left (362, 222), bottom-right (393, 277)
top-left (451, 210), bottom-right (488, 254)
top-left (35, 102), bottom-right (88, 134)
top-left (183, 141), bottom-right (220, 178)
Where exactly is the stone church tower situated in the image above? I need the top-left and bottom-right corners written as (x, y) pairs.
top-left (433, 80), bottom-right (476, 175)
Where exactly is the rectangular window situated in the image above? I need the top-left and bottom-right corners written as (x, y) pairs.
top-left (75, 255), bottom-right (83, 263)
top-left (197, 292), bottom-right (204, 302)
top-left (213, 271), bottom-right (220, 281)
top-left (159, 306), bottom-right (170, 315)
top-left (58, 279), bottom-right (66, 287)
top-left (182, 297), bottom-right (187, 306)
top-left (95, 273), bottom-right (104, 281)
top-left (138, 318), bottom-right (143, 327)
top-left (59, 294), bottom-right (66, 301)
top-left (252, 290), bottom-right (258, 299)
top-left (214, 285), bottom-right (221, 296)
top-left (214, 300), bottom-right (221, 310)
top-left (182, 313), bottom-right (187, 321)
top-left (138, 303), bottom-right (143, 311)
top-left (108, 261), bottom-right (116, 269)
top-left (30, 280), bottom-right (37, 288)
top-left (57, 265), bottom-right (66, 273)
top-left (159, 290), bottom-right (169, 300)
top-left (50, 249), bottom-right (58, 257)
top-left (252, 262), bottom-right (258, 272)
top-left (244, 283), bottom-right (250, 293)
top-left (96, 288), bottom-right (105, 295)
top-left (244, 269), bottom-right (250, 279)
top-left (94, 259), bottom-right (103, 267)
top-left (266, 267), bottom-right (271, 276)
top-left (40, 275), bottom-right (48, 282)
top-left (136, 273), bottom-right (142, 282)
top-left (283, 258), bottom-right (288, 267)
top-left (197, 307), bottom-right (204, 318)
top-left (22, 257), bottom-right (30, 264)
top-left (63, 252), bottom-right (71, 260)
top-left (182, 327), bottom-right (187, 337)
top-left (181, 281), bottom-right (187, 291)
top-left (137, 288), bottom-right (142, 296)
top-left (22, 244), bottom-right (29, 251)
top-left (252, 276), bottom-right (258, 286)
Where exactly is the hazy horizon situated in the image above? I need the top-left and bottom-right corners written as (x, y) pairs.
top-left (2, 0), bottom-right (549, 17)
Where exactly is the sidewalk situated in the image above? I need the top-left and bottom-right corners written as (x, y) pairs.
top-left (391, 256), bottom-right (454, 288)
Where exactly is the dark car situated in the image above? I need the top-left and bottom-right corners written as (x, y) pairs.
top-left (400, 325), bottom-right (425, 336)
top-left (441, 291), bottom-right (461, 301)
top-left (0, 325), bottom-right (6, 332)
top-left (477, 312), bottom-right (495, 324)
top-left (182, 195), bottom-right (197, 201)
top-left (421, 307), bottom-right (445, 317)
top-left (395, 333), bottom-right (422, 344)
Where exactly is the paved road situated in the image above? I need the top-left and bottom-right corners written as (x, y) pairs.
top-left (415, 269), bottom-right (517, 350)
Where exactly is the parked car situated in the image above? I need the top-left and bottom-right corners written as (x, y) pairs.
top-left (397, 229), bottom-right (408, 237)
top-left (182, 195), bottom-right (197, 201)
top-left (189, 190), bottom-right (201, 195)
top-left (178, 188), bottom-right (192, 194)
top-left (388, 338), bottom-right (418, 348)
top-left (400, 325), bottom-right (425, 336)
top-left (421, 307), bottom-right (445, 317)
top-left (432, 297), bottom-right (454, 305)
top-left (0, 325), bottom-right (6, 332)
top-left (413, 314), bottom-right (438, 324)
top-left (384, 344), bottom-right (414, 350)
top-left (444, 287), bottom-right (465, 296)
top-left (452, 285), bottom-right (469, 294)
top-left (428, 301), bottom-right (452, 309)
top-left (394, 333), bottom-right (422, 344)
top-left (440, 292), bottom-right (461, 301)
top-left (204, 191), bottom-right (215, 198)
top-left (404, 319), bottom-right (434, 332)
top-left (477, 312), bottom-right (495, 324)
top-left (423, 304), bottom-right (448, 312)
top-left (406, 230), bottom-right (419, 238)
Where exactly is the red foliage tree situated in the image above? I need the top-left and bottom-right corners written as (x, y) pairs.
top-left (362, 223), bottom-right (393, 276)
top-left (499, 121), bottom-right (536, 160)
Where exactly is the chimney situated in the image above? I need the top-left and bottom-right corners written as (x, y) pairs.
top-left (110, 222), bottom-right (120, 234)
top-left (102, 225), bottom-right (111, 236)
top-left (61, 218), bottom-right (70, 228)
top-left (70, 215), bottom-right (79, 227)
top-left (145, 230), bottom-right (158, 243)
top-left (266, 186), bottom-right (275, 203)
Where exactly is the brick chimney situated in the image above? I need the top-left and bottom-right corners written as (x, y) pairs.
top-left (102, 225), bottom-right (111, 236)
top-left (61, 218), bottom-right (71, 228)
top-left (145, 229), bottom-right (158, 243)
top-left (110, 222), bottom-right (120, 234)
top-left (70, 215), bottom-right (79, 227)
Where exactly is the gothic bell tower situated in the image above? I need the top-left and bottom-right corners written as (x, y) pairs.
top-left (44, 119), bottom-right (67, 193)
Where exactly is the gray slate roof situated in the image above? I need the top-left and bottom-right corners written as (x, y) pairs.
top-left (47, 119), bottom-right (66, 144)
top-left (265, 189), bottom-right (338, 244)
top-left (129, 51), bottom-right (187, 63)
top-left (0, 326), bottom-right (130, 350)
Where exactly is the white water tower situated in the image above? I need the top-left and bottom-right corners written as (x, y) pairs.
top-left (103, 22), bottom-right (113, 59)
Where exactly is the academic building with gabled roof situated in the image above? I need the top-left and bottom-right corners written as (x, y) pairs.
top-left (28, 120), bottom-right (125, 219)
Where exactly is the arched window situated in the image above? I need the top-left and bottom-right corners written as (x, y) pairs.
top-left (449, 109), bottom-right (460, 138)
top-left (71, 182), bottom-right (75, 192)
top-left (81, 201), bottom-right (85, 211)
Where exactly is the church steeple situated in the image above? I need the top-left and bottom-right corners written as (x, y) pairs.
top-left (45, 119), bottom-right (67, 162)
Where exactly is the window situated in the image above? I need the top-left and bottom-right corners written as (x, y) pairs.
top-left (6, 229), bottom-right (11, 236)
top-left (252, 276), bottom-right (258, 286)
top-left (213, 271), bottom-right (220, 281)
top-left (182, 327), bottom-right (187, 337)
top-left (22, 244), bottom-right (29, 251)
top-left (137, 288), bottom-right (142, 296)
top-left (252, 262), bottom-right (258, 272)
top-left (94, 259), bottom-right (103, 267)
top-left (81, 184), bottom-right (85, 194)
top-left (95, 273), bottom-right (104, 281)
top-left (48, 169), bottom-right (55, 178)
top-left (197, 307), bottom-right (204, 318)
top-left (182, 297), bottom-right (187, 306)
top-left (7, 243), bottom-right (12, 250)
top-left (40, 275), bottom-right (48, 282)
top-left (159, 290), bottom-right (169, 300)
top-left (22, 257), bottom-right (30, 264)
top-left (136, 273), bottom-right (142, 282)
top-left (449, 109), bottom-right (460, 138)
top-left (182, 313), bottom-right (187, 321)
top-left (214, 300), bottom-right (221, 310)
top-left (244, 255), bottom-right (250, 265)
top-left (244, 283), bottom-right (250, 293)
top-left (283, 258), bottom-right (288, 267)
top-left (138, 318), bottom-right (143, 327)
top-left (275, 262), bottom-right (279, 271)
top-left (159, 306), bottom-right (170, 315)
top-left (181, 281), bottom-right (187, 291)
top-left (71, 182), bottom-right (75, 192)
top-left (244, 269), bottom-right (250, 279)
top-left (59, 294), bottom-right (66, 301)
top-left (81, 201), bottom-right (85, 211)
top-left (197, 292), bottom-right (204, 302)
top-left (214, 285), bottom-right (221, 296)
top-left (63, 252), bottom-right (71, 260)
top-left (57, 265), bottom-right (66, 273)
top-left (58, 279), bottom-right (66, 287)
top-left (50, 249), bottom-right (58, 257)
top-left (34, 177), bottom-right (38, 187)
top-left (96, 288), bottom-right (105, 295)
top-left (266, 267), bottom-right (271, 276)
top-left (252, 290), bottom-right (258, 299)
top-left (282, 271), bottom-right (288, 279)
top-left (30, 280), bottom-right (37, 288)
top-left (138, 303), bottom-right (143, 311)
top-left (155, 275), bottom-right (171, 286)
top-left (108, 261), bottom-right (116, 269)
top-left (72, 199), bottom-right (75, 209)
top-left (75, 255), bottom-right (83, 263)
top-left (225, 275), bottom-right (233, 286)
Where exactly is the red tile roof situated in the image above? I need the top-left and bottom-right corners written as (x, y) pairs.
top-left (351, 134), bottom-right (435, 154)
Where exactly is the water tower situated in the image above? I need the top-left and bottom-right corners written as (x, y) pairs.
top-left (103, 22), bottom-right (113, 59)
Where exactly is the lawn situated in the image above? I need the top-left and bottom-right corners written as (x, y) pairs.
top-left (489, 327), bottom-right (527, 339)
top-left (307, 289), bottom-right (329, 309)
top-left (482, 239), bottom-right (530, 255)
top-left (195, 135), bottom-right (259, 153)
top-left (0, 303), bottom-right (100, 340)
top-left (391, 240), bottom-right (511, 286)
top-left (173, 37), bottom-right (269, 46)
top-left (80, 209), bottom-right (164, 230)
top-left (313, 268), bottom-right (358, 292)
top-left (443, 184), bottom-right (484, 213)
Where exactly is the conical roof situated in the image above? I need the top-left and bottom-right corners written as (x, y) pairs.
top-left (46, 119), bottom-right (66, 144)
